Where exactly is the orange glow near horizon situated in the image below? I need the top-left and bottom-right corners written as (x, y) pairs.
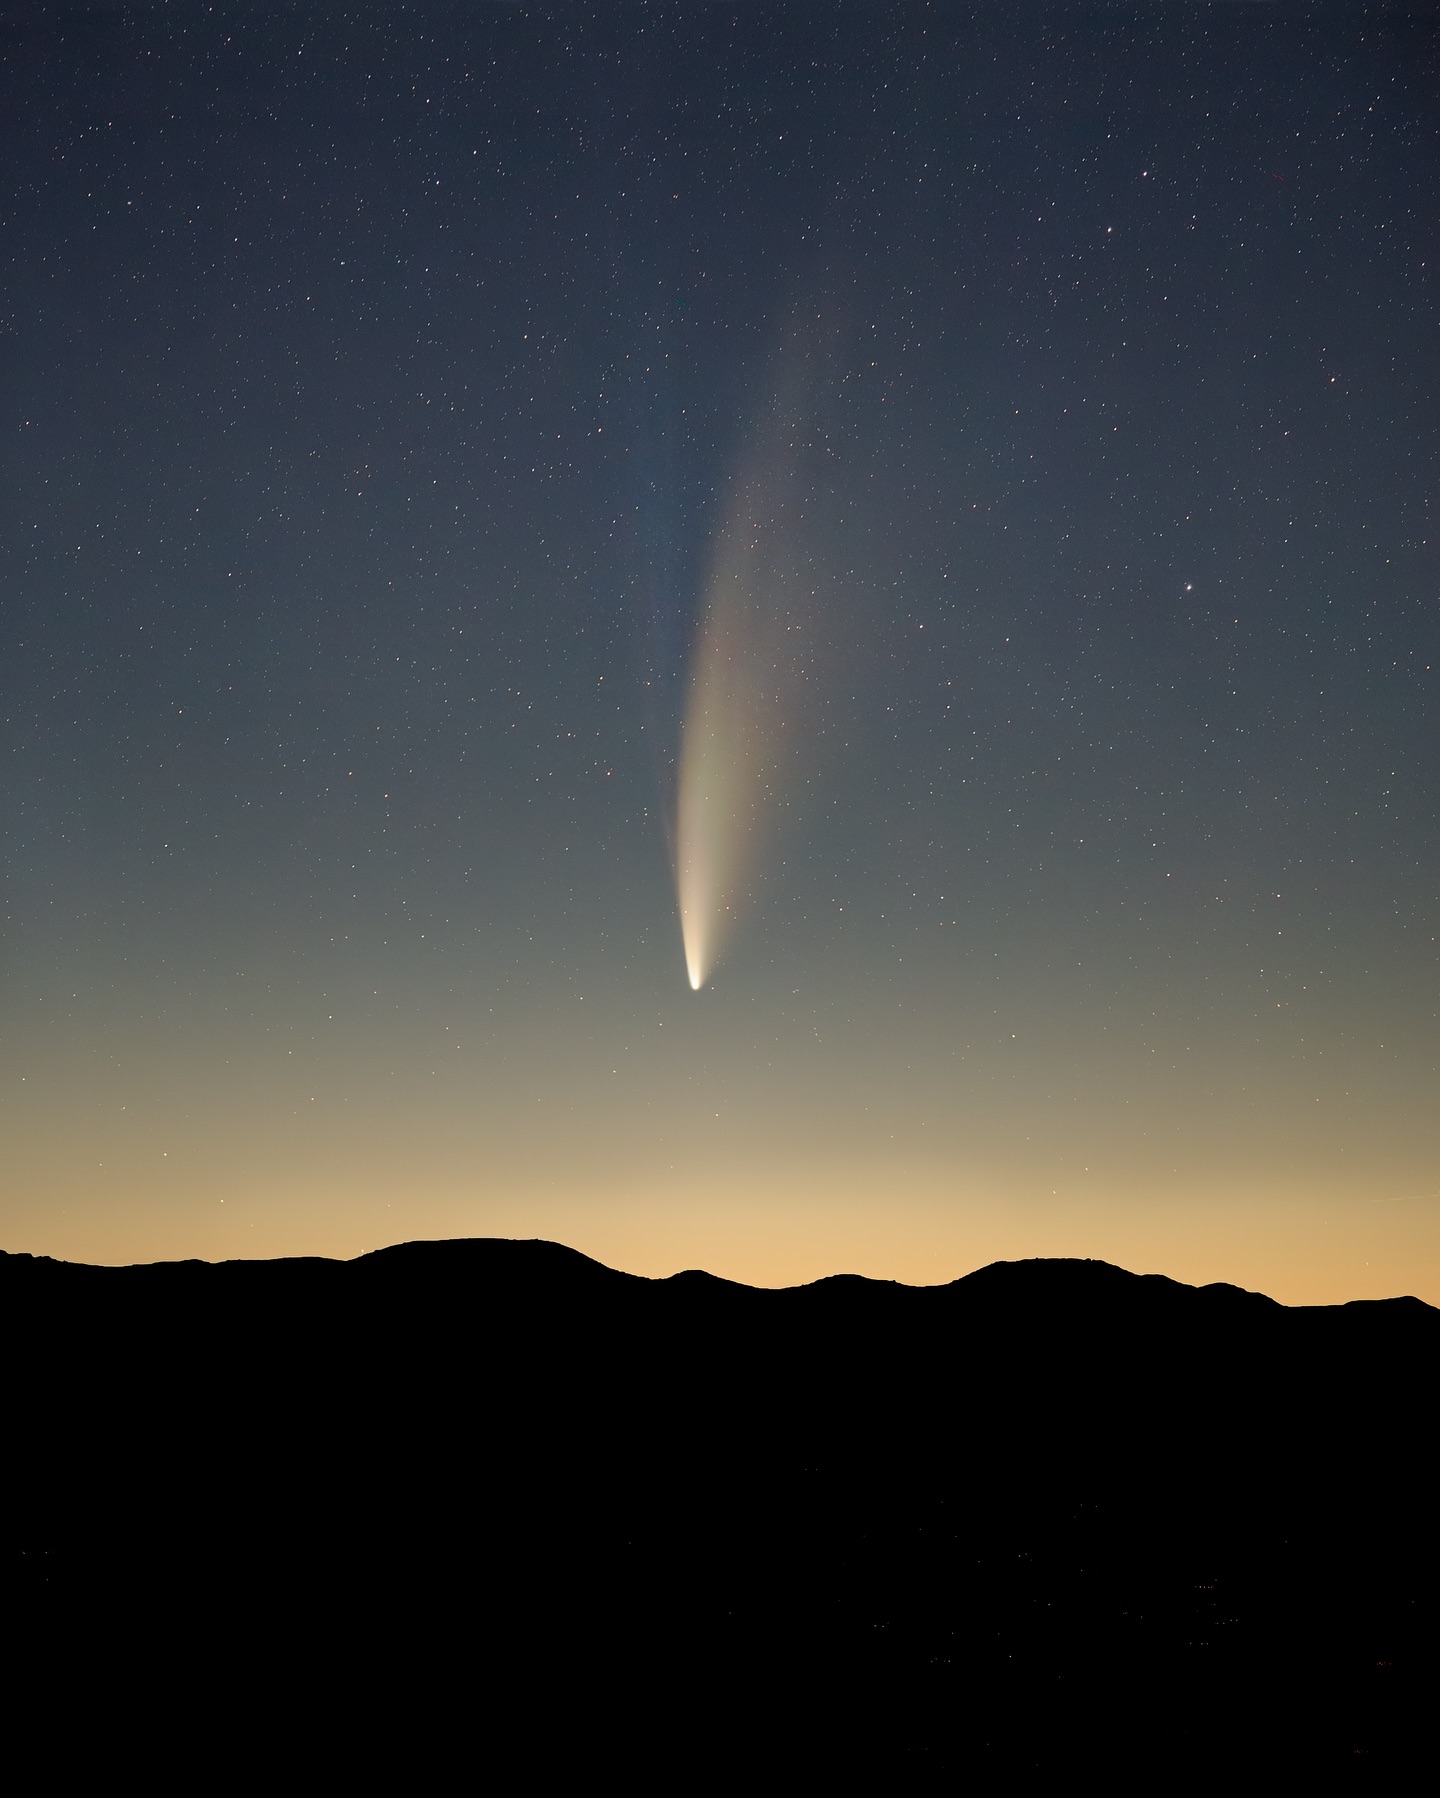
top-left (6, 1031), bottom-right (1437, 1305)
top-left (6, 892), bottom-right (1437, 1307)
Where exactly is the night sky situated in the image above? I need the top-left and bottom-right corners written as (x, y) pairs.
top-left (4, 2), bottom-right (1438, 1300)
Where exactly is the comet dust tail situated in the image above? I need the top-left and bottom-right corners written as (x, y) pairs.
top-left (675, 330), bottom-right (837, 990)
top-left (676, 603), bottom-right (757, 990)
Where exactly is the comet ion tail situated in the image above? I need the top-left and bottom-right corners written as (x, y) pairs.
top-left (676, 339), bottom-right (828, 989)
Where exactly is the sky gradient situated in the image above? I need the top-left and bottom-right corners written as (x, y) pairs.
top-left (3, 2), bottom-right (1438, 1301)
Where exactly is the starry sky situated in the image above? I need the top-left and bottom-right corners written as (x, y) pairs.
top-left (3, 1), bottom-right (1438, 1300)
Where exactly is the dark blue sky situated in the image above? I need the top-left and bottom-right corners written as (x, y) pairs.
top-left (3, 2), bottom-right (1437, 1297)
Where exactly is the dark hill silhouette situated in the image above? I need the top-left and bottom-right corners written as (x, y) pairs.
top-left (4, 1239), bottom-right (1436, 1780)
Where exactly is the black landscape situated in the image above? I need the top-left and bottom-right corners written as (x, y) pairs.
top-left (6, 1238), bottom-right (1436, 1778)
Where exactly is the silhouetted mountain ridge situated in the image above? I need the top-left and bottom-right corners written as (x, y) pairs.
top-left (5, 1236), bottom-right (1435, 1777)
top-left (7, 1230), bottom-right (1431, 1315)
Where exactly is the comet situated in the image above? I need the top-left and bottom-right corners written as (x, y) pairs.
top-left (675, 336), bottom-right (827, 989)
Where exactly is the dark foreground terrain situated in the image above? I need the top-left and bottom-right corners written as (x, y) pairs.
top-left (4, 1240), bottom-right (1436, 1779)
